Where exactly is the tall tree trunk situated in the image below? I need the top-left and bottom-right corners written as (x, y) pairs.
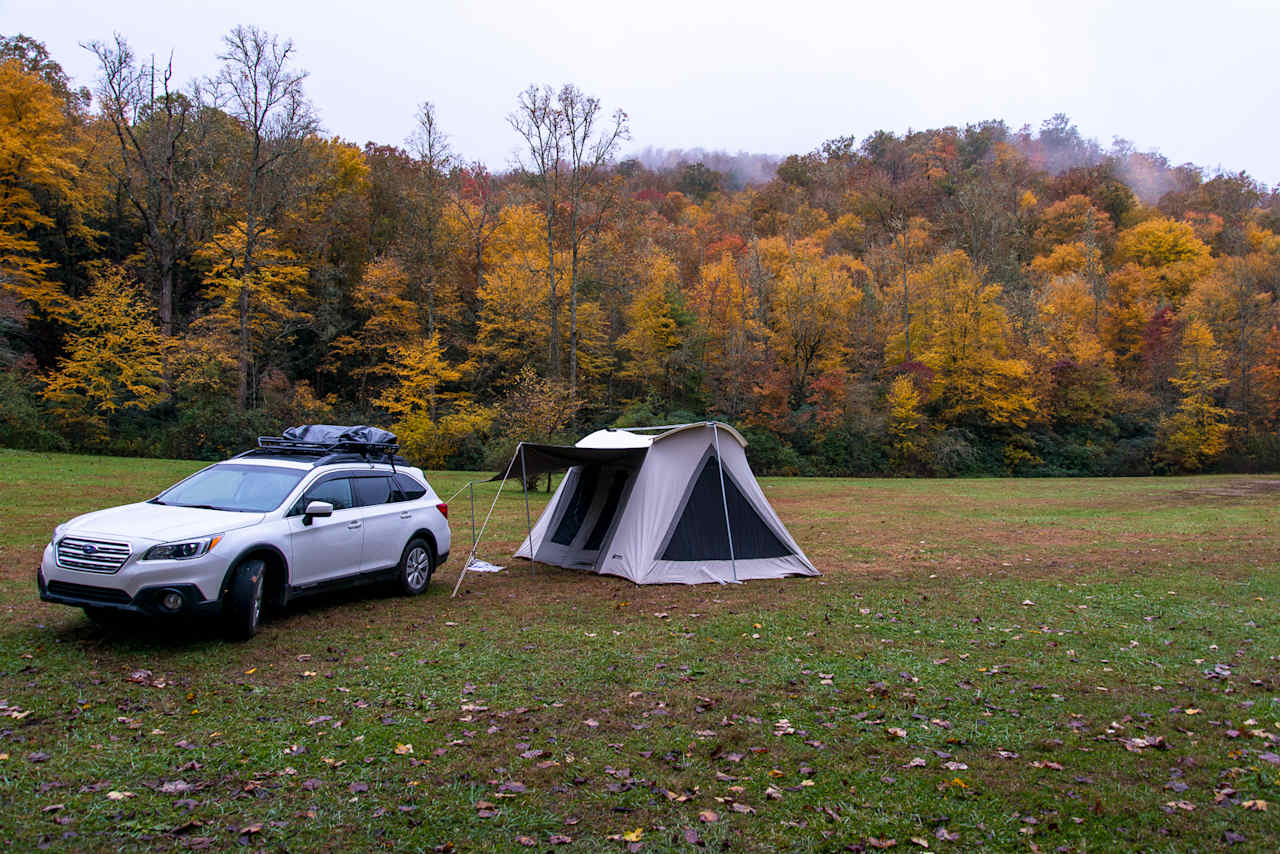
top-left (239, 174), bottom-right (258, 412)
top-left (569, 237), bottom-right (579, 401)
top-left (545, 215), bottom-right (559, 378)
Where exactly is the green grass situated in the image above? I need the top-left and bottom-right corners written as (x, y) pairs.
top-left (1, 449), bottom-right (1278, 852)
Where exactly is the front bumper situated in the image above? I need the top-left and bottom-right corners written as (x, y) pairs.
top-left (37, 567), bottom-right (222, 617)
top-left (38, 541), bottom-right (228, 617)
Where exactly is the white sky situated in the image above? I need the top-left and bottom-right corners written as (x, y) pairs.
top-left (7, 0), bottom-right (1279, 184)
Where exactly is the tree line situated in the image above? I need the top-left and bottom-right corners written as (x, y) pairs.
top-left (2, 28), bottom-right (1278, 476)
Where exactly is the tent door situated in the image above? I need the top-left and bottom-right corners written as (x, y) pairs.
top-left (535, 465), bottom-right (632, 570)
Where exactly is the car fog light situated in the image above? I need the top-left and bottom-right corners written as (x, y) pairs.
top-left (161, 591), bottom-right (184, 611)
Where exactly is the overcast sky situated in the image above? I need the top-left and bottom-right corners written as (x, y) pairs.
top-left (7, 0), bottom-right (1278, 184)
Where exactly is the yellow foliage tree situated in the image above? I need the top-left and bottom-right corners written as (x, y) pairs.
top-left (1185, 253), bottom-right (1277, 425)
top-left (617, 251), bottom-right (682, 396)
top-left (40, 265), bottom-right (169, 442)
top-left (886, 375), bottom-right (926, 466)
top-left (374, 334), bottom-right (463, 421)
top-left (757, 236), bottom-right (865, 408)
top-left (691, 251), bottom-right (766, 416)
top-left (0, 59), bottom-right (81, 316)
top-left (328, 255), bottom-right (420, 396)
top-left (1156, 319), bottom-right (1231, 471)
top-left (393, 403), bottom-right (494, 470)
top-left (193, 223), bottom-right (310, 407)
top-left (907, 250), bottom-right (1037, 428)
top-left (1113, 217), bottom-right (1212, 305)
top-left (473, 204), bottom-right (568, 380)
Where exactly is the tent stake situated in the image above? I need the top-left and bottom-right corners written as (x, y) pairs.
top-left (712, 423), bottom-right (738, 583)
top-left (521, 443), bottom-right (536, 572)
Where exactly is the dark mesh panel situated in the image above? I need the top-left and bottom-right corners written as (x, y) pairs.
top-left (551, 467), bottom-right (599, 545)
top-left (660, 457), bottom-right (793, 561)
top-left (584, 470), bottom-right (628, 551)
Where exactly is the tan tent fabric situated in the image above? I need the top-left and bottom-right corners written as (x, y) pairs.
top-left (514, 422), bottom-right (818, 584)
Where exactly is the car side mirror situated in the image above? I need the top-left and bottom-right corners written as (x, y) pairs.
top-left (302, 500), bottom-right (334, 526)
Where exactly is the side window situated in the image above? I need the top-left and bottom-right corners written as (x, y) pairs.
top-left (394, 473), bottom-right (427, 501)
top-left (296, 477), bottom-right (354, 514)
top-left (352, 476), bottom-right (393, 508)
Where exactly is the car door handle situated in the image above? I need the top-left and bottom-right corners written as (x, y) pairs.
top-left (347, 521), bottom-right (362, 530)
top-left (399, 511), bottom-right (412, 519)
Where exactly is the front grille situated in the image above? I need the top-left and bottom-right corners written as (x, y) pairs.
top-left (56, 537), bottom-right (131, 572)
top-left (47, 580), bottom-right (132, 604)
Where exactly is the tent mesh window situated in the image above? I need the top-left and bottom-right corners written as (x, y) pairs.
top-left (660, 457), bottom-right (793, 561)
top-left (584, 469), bottom-right (629, 551)
top-left (550, 467), bottom-right (599, 545)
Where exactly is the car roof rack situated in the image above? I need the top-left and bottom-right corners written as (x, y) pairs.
top-left (234, 434), bottom-right (409, 468)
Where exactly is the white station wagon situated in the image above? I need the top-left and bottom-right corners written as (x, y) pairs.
top-left (37, 426), bottom-right (451, 639)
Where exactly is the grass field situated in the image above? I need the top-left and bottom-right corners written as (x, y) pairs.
top-left (1, 448), bottom-right (1278, 852)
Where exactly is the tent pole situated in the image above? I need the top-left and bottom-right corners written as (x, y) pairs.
top-left (452, 460), bottom-right (514, 598)
top-left (469, 481), bottom-right (476, 553)
top-left (712, 423), bottom-right (738, 583)
top-left (521, 443), bottom-right (536, 573)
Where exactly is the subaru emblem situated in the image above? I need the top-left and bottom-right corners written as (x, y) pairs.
top-left (82, 544), bottom-right (97, 555)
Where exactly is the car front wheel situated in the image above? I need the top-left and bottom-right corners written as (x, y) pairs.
top-left (224, 558), bottom-right (266, 640)
top-left (396, 537), bottom-right (434, 595)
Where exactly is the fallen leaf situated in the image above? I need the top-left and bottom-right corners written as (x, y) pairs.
top-left (622, 828), bottom-right (643, 842)
top-left (516, 837), bottom-right (536, 847)
top-left (887, 727), bottom-right (907, 739)
top-left (106, 791), bottom-right (135, 800)
top-left (394, 743), bottom-right (414, 755)
top-left (867, 838), bottom-right (897, 849)
top-left (698, 809), bottom-right (719, 823)
top-left (548, 834), bottom-right (572, 844)
top-left (1242, 799), bottom-right (1267, 811)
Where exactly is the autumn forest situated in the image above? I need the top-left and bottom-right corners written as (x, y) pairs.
top-left (3, 28), bottom-right (1278, 476)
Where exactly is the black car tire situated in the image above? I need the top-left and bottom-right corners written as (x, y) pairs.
top-left (396, 537), bottom-right (434, 595)
top-left (224, 558), bottom-right (266, 640)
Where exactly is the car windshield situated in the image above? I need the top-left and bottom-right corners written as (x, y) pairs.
top-left (153, 464), bottom-right (307, 513)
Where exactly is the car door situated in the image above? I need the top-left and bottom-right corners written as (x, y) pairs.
top-left (351, 474), bottom-right (406, 572)
top-left (286, 475), bottom-right (364, 586)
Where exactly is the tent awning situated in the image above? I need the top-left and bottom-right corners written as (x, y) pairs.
top-left (490, 443), bottom-right (648, 482)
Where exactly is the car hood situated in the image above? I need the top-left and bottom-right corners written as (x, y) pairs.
top-left (63, 502), bottom-right (266, 543)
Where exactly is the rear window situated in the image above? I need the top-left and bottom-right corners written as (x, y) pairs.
top-left (353, 476), bottom-right (393, 507)
top-left (394, 473), bottom-right (427, 501)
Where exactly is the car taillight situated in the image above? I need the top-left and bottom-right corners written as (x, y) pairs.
top-left (436, 502), bottom-right (448, 519)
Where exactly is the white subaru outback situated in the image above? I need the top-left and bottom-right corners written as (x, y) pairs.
top-left (36, 426), bottom-right (451, 639)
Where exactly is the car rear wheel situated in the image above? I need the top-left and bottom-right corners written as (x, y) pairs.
top-left (396, 537), bottom-right (434, 595)
top-left (224, 558), bottom-right (266, 640)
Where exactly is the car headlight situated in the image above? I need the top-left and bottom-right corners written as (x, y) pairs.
top-left (142, 534), bottom-right (224, 561)
top-left (51, 523), bottom-right (67, 545)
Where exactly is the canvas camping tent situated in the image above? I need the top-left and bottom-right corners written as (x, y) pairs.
top-left (502, 422), bottom-right (818, 585)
